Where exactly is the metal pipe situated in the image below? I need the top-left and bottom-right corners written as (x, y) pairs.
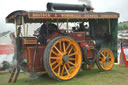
top-left (47, 2), bottom-right (93, 11)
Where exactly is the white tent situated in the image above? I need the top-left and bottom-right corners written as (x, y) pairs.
top-left (0, 32), bottom-right (13, 65)
top-left (0, 32), bottom-right (12, 45)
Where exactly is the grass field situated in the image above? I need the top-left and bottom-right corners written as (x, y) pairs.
top-left (0, 65), bottom-right (128, 85)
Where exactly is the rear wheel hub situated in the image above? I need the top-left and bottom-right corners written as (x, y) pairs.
top-left (62, 55), bottom-right (69, 63)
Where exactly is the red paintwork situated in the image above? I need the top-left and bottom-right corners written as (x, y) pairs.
top-left (68, 32), bottom-right (86, 42)
top-left (23, 45), bottom-right (45, 72)
top-left (80, 42), bottom-right (89, 47)
top-left (0, 45), bottom-right (14, 54)
top-left (121, 47), bottom-right (128, 67)
top-left (86, 50), bottom-right (94, 59)
top-left (21, 32), bottom-right (93, 72)
top-left (47, 31), bottom-right (64, 42)
top-left (22, 32), bottom-right (64, 72)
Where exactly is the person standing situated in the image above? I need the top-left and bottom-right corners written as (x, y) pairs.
top-left (39, 21), bottom-right (48, 45)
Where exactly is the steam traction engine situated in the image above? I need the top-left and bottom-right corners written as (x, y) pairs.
top-left (6, 3), bottom-right (119, 82)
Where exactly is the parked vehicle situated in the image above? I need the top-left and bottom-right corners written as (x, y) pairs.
top-left (6, 2), bottom-right (119, 82)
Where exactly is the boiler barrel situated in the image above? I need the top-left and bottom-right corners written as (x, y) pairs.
top-left (47, 2), bottom-right (93, 11)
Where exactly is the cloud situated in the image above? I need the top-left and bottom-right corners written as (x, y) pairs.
top-left (0, 18), bottom-right (14, 33)
top-left (78, 0), bottom-right (92, 6)
top-left (0, 0), bottom-right (128, 24)
top-left (91, 0), bottom-right (128, 21)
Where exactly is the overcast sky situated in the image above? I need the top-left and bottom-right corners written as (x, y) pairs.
top-left (0, 0), bottom-right (128, 32)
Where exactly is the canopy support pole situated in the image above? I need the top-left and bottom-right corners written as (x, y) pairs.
top-left (67, 19), bottom-right (69, 33)
top-left (14, 19), bottom-right (18, 37)
top-left (108, 19), bottom-right (111, 34)
top-left (22, 16), bottom-right (25, 36)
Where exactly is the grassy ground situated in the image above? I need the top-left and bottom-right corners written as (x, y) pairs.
top-left (0, 65), bottom-right (128, 85)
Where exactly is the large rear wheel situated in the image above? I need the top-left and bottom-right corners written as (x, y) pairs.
top-left (96, 48), bottom-right (114, 71)
top-left (43, 36), bottom-right (82, 81)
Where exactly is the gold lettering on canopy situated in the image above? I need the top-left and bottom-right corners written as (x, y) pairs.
top-left (32, 13), bottom-right (50, 17)
top-left (28, 12), bottom-right (119, 19)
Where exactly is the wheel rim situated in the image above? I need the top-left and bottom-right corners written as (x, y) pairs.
top-left (98, 49), bottom-right (114, 70)
top-left (49, 38), bottom-right (82, 80)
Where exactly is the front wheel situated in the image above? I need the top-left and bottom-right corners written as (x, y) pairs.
top-left (96, 48), bottom-right (114, 71)
top-left (43, 36), bottom-right (82, 81)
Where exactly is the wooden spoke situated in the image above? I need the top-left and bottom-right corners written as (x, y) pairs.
top-left (59, 41), bottom-right (62, 51)
top-left (101, 52), bottom-right (106, 58)
top-left (99, 61), bottom-right (102, 64)
top-left (66, 63), bottom-right (71, 70)
top-left (102, 52), bottom-right (105, 55)
top-left (50, 57), bottom-right (60, 59)
top-left (69, 57), bottom-right (75, 61)
top-left (51, 61), bottom-right (57, 66)
top-left (68, 61), bottom-right (75, 66)
top-left (66, 42), bottom-right (71, 51)
top-left (68, 52), bottom-right (77, 57)
top-left (68, 47), bottom-right (73, 55)
top-left (108, 57), bottom-right (111, 59)
top-left (53, 63), bottom-right (60, 70)
top-left (54, 46), bottom-right (63, 56)
top-left (99, 57), bottom-right (103, 60)
top-left (99, 61), bottom-right (103, 64)
top-left (51, 50), bottom-right (59, 56)
top-left (99, 61), bottom-right (105, 67)
top-left (63, 42), bottom-right (66, 53)
top-left (106, 53), bottom-right (109, 58)
top-left (57, 66), bottom-right (61, 76)
top-left (61, 64), bottom-right (65, 76)
top-left (105, 62), bottom-right (108, 68)
top-left (64, 65), bottom-right (69, 75)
